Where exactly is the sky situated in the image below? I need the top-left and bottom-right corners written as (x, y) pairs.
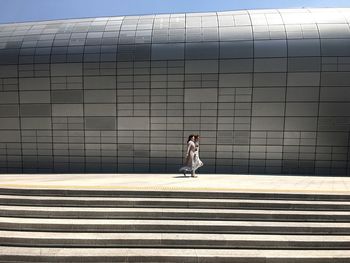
top-left (1, 0), bottom-right (350, 24)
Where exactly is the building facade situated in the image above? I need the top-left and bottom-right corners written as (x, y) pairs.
top-left (0, 8), bottom-right (349, 175)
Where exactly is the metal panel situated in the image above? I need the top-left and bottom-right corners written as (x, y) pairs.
top-left (0, 8), bottom-right (349, 174)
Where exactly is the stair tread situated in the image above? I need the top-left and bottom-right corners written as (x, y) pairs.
top-left (0, 194), bottom-right (349, 205)
top-left (1, 205), bottom-right (349, 215)
top-left (1, 230), bottom-right (350, 242)
top-left (1, 247), bottom-right (350, 257)
top-left (1, 217), bottom-right (349, 227)
top-left (1, 187), bottom-right (349, 198)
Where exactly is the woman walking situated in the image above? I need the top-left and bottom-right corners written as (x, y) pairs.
top-left (179, 134), bottom-right (203, 177)
top-left (192, 135), bottom-right (204, 177)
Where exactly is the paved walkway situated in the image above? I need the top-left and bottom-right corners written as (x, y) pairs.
top-left (0, 173), bottom-right (350, 195)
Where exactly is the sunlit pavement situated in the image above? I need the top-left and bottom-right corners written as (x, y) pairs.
top-left (0, 173), bottom-right (349, 194)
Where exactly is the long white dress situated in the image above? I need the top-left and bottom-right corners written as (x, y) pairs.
top-left (179, 140), bottom-right (196, 174)
top-left (179, 140), bottom-right (203, 174)
top-left (192, 141), bottom-right (203, 172)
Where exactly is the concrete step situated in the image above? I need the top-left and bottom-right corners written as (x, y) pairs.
top-left (1, 188), bottom-right (349, 201)
top-left (1, 217), bottom-right (350, 234)
top-left (0, 188), bottom-right (349, 263)
top-left (1, 195), bottom-right (349, 211)
top-left (1, 246), bottom-right (350, 262)
top-left (1, 231), bottom-right (350, 249)
top-left (1, 205), bottom-right (350, 222)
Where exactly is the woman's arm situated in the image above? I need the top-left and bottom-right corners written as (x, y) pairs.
top-left (186, 141), bottom-right (195, 156)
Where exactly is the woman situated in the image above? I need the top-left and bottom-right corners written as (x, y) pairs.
top-left (192, 134), bottom-right (204, 177)
top-left (179, 134), bottom-right (196, 177)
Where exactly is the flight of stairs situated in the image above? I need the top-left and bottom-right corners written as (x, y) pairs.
top-left (0, 188), bottom-right (350, 262)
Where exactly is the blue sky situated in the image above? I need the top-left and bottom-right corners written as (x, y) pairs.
top-left (1, 0), bottom-right (350, 24)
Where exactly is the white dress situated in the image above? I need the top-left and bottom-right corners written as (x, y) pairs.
top-left (179, 141), bottom-right (203, 174)
top-left (179, 140), bottom-right (196, 174)
top-left (192, 142), bottom-right (203, 172)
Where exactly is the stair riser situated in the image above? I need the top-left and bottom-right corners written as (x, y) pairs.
top-left (0, 210), bottom-right (348, 222)
top-left (0, 199), bottom-right (348, 211)
top-left (1, 238), bottom-right (350, 249)
top-left (0, 223), bottom-right (348, 234)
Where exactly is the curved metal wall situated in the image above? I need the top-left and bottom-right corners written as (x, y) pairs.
top-left (0, 8), bottom-right (349, 175)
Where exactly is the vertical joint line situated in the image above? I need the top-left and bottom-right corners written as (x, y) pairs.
top-left (215, 12), bottom-right (220, 173)
top-left (311, 8), bottom-right (322, 176)
top-left (247, 10), bottom-right (254, 175)
top-left (278, 9), bottom-right (289, 175)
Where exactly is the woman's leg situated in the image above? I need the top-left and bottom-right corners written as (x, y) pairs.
top-left (191, 168), bottom-right (197, 177)
top-left (191, 154), bottom-right (198, 177)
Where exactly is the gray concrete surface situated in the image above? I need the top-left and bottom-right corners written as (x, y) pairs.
top-left (0, 173), bottom-right (350, 194)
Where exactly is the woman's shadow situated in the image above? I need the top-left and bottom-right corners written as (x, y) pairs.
top-left (173, 175), bottom-right (191, 178)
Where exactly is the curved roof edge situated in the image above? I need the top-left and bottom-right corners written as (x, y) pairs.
top-left (1, 7), bottom-right (350, 26)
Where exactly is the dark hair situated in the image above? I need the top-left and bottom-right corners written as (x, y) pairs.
top-left (194, 134), bottom-right (200, 140)
top-left (187, 134), bottom-right (194, 143)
